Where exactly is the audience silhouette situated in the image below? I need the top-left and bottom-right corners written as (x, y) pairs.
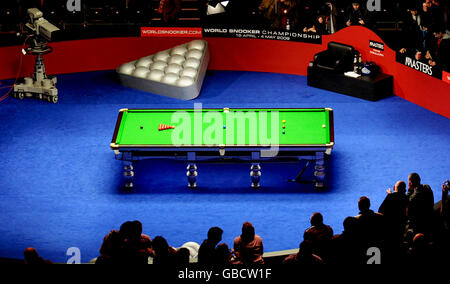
top-left (198, 226), bottom-right (228, 264)
top-left (233, 222), bottom-right (264, 264)
top-left (21, 174), bottom-right (449, 265)
top-left (23, 247), bottom-right (52, 264)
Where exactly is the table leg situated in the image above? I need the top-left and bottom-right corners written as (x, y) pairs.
top-left (250, 163), bottom-right (261, 188)
top-left (314, 152), bottom-right (325, 189)
top-left (123, 161), bottom-right (134, 189)
top-left (187, 163), bottom-right (198, 188)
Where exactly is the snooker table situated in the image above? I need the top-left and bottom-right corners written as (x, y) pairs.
top-left (111, 107), bottom-right (334, 189)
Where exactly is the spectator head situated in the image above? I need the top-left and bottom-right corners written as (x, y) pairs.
top-left (130, 220), bottom-right (143, 239)
top-left (120, 220), bottom-right (142, 242)
top-left (174, 247), bottom-right (190, 264)
top-left (298, 240), bottom-right (314, 257)
top-left (409, 7), bottom-right (418, 16)
top-left (433, 28), bottom-right (447, 39)
top-left (216, 243), bottom-right (231, 263)
top-left (413, 233), bottom-right (425, 243)
top-left (207, 226), bottom-right (223, 245)
top-left (119, 221), bottom-right (133, 239)
top-left (358, 196), bottom-right (371, 212)
top-left (343, 216), bottom-right (359, 234)
top-left (24, 247), bottom-right (40, 264)
top-left (394, 181), bottom-right (407, 194)
top-left (280, 0), bottom-right (295, 7)
top-left (241, 222), bottom-right (255, 243)
top-left (317, 15), bottom-right (325, 24)
top-left (152, 236), bottom-right (169, 257)
top-left (352, 1), bottom-right (360, 10)
top-left (412, 233), bottom-right (427, 252)
top-left (310, 212), bottom-right (324, 227)
top-left (408, 173), bottom-right (421, 189)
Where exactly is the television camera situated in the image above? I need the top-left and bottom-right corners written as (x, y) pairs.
top-left (13, 8), bottom-right (60, 103)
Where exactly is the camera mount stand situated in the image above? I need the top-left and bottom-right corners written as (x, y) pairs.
top-left (13, 39), bottom-right (58, 103)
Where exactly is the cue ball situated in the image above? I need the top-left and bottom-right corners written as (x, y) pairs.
top-left (184, 58), bottom-right (200, 69)
top-left (177, 76), bottom-right (195, 87)
top-left (322, 124), bottom-right (326, 128)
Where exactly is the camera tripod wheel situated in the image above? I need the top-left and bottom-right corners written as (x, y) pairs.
top-left (12, 92), bottom-right (25, 100)
top-left (45, 95), bottom-right (58, 103)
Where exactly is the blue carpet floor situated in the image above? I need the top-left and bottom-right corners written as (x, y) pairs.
top-left (0, 70), bottom-right (449, 263)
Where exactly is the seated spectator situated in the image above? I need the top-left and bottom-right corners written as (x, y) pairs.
top-left (198, 226), bottom-right (225, 264)
top-left (96, 220), bottom-right (153, 264)
top-left (323, 1), bottom-right (338, 34)
top-left (315, 15), bottom-right (328, 34)
top-left (261, 0), bottom-right (298, 30)
top-left (304, 15), bottom-right (328, 34)
top-left (278, 0), bottom-right (299, 31)
top-left (258, 0), bottom-right (278, 25)
top-left (399, 6), bottom-right (424, 55)
top-left (430, 0), bottom-right (445, 29)
top-left (157, 0), bottom-right (182, 26)
top-left (433, 180), bottom-right (450, 257)
top-left (96, 228), bottom-right (123, 264)
top-left (419, 1), bottom-right (435, 50)
top-left (233, 222), bottom-right (264, 264)
top-left (24, 247), bottom-right (52, 264)
top-left (355, 196), bottom-right (386, 248)
top-left (121, 220), bottom-right (153, 264)
top-left (173, 247), bottom-right (191, 265)
top-left (299, 2), bottom-right (316, 33)
top-left (378, 181), bottom-right (408, 244)
top-left (436, 180), bottom-right (450, 220)
top-left (303, 212), bottom-right (333, 261)
top-left (428, 28), bottom-right (450, 71)
top-left (329, 216), bottom-right (364, 264)
top-left (378, 181), bottom-right (409, 262)
top-left (215, 243), bottom-right (233, 264)
top-left (151, 235), bottom-right (178, 264)
top-left (283, 240), bottom-right (323, 265)
top-left (346, 1), bottom-right (366, 27)
top-left (406, 233), bottom-right (438, 264)
top-left (179, 241), bottom-right (200, 261)
top-left (406, 172), bottom-right (434, 235)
